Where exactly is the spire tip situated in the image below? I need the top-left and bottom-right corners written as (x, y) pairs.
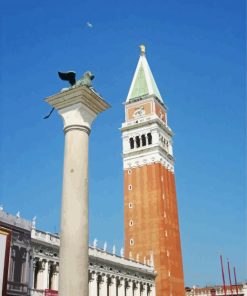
top-left (139, 44), bottom-right (146, 55)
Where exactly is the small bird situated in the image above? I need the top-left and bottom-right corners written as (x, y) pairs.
top-left (86, 22), bottom-right (93, 28)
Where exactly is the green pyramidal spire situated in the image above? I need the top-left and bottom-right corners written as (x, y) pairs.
top-left (126, 45), bottom-right (163, 103)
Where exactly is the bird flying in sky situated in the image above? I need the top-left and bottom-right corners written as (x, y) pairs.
top-left (86, 22), bottom-right (93, 28)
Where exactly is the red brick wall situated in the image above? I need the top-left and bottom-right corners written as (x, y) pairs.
top-left (124, 163), bottom-right (185, 296)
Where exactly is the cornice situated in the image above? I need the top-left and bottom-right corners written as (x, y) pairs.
top-left (121, 116), bottom-right (173, 137)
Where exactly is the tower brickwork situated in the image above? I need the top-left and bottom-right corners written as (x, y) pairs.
top-left (122, 46), bottom-right (185, 296)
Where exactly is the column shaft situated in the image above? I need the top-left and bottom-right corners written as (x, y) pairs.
top-left (100, 275), bottom-right (108, 296)
top-left (109, 277), bottom-right (117, 296)
top-left (126, 281), bottom-right (132, 296)
top-left (118, 279), bottom-right (125, 296)
top-left (89, 274), bottom-right (98, 296)
top-left (59, 127), bottom-right (89, 296)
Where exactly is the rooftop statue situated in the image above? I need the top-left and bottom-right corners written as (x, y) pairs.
top-left (58, 71), bottom-right (95, 91)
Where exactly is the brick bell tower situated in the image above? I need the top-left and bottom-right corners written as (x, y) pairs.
top-left (121, 45), bottom-right (185, 296)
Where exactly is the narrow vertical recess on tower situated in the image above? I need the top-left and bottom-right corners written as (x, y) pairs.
top-left (121, 47), bottom-right (185, 296)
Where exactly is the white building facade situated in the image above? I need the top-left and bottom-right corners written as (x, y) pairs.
top-left (0, 209), bottom-right (156, 296)
top-left (31, 227), bottom-right (156, 296)
top-left (185, 285), bottom-right (247, 296)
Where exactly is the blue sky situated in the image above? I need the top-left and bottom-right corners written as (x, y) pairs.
top-left (0, 0), bottom-right (246, 287)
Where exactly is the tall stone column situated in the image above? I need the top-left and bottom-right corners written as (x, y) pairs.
top-left (45, 85), bottom-right (110, 296)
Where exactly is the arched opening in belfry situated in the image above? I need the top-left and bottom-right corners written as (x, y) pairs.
top-left (141, 134), bottom-right (146, 146)
top-left (129, 138), bottom-right (134, 149)
top-left (147, 133), bottom-right (152, 145)
top-left (135, 136), bottom-right (140, 148)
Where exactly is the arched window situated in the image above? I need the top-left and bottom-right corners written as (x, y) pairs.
top-left (147, 133), bottom-right (152, 145)
top-left (141, 134), bottom-right (146, 146)
top-left (129, 138), bottom-right (134, 149)
top-left (135, 136), bottom-right (140, 148)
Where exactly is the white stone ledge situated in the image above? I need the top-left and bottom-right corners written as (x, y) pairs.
top-left (89, 246), bottom-right (155, 275)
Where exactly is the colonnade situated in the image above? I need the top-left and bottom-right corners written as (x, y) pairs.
top-left (89, 271), bottom-right (155, 296)
top-left (31, 258), bottom-right (59, 291)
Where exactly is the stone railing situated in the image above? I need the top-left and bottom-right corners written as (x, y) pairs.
top-left (0, 210), bottom-right (32, 231)
top-left (185, 284), bottom-right (247, 296)
top-left (7, 281), bottom-right (29, 294)
top-left (31, 229), bottom-right (60, 246)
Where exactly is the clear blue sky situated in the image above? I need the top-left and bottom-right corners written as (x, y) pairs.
top-left (0, 0), bottom-right (246, 287)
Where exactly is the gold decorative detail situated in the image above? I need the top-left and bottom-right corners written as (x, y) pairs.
top-left (139, 44), bottom-right (146, 55)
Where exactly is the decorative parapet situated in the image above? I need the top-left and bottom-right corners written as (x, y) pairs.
top-left (185, 284), bottom-right (247, 296)
top-left (31, 230), bottom-right (155, 274)
top-left (31, 229), bottom-right (60, 247)
top-left (31, 230), bottom-right (155, 271)
top-left (0, 210), bottom-right (32, 231)
top-left (89, 246), bottom-right (155, 275)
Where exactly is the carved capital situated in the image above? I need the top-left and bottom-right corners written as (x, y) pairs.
top-left (40, 259), bottom-right (47, 270)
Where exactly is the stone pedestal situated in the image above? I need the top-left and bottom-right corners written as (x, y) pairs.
top-left (45, 85), bottom-right (110, 296)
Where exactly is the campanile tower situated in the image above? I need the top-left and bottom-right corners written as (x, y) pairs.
top-left (122, 46), bottom-right (185, 295)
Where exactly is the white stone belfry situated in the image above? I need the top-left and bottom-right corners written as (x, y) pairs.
top-left (45, 85), bottom-right (110, 296)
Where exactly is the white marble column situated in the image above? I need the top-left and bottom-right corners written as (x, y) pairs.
top-left (133, 281), bottom-right (138, 296)
top-left (51, 273), bottom-right (59, 291)
top-left (36, 261), bottom-right (44, 290)
top-left (45, 85), bottom-right (110, 296)
top-left (89, 272), bottom-right (97, 296)
top-left (149, 284), bottom-right (156, 296)
top-left (126, 280), bottom-right (132, 296)
top-left (141, 282), bottom-right (147, 296)
top-left (100, 274), bottom-right (108, 296)
top-left (118, 278), bottom-right (125, 296)
top-left (43, 260), bottom-right (49, 289)
top-left (109, 276), bottom-right (117, 296)
top-left (37, 260), bottom-right (48, 290)
top-left (51, 263), bottom-right (59, 291)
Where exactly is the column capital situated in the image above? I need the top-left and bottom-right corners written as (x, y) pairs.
top-left (89, 271), bottom-right (96, 282)
top-left (116, 277), bottom-right (124, 287)
top-left (45, 85), bottom-right (110, 130)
